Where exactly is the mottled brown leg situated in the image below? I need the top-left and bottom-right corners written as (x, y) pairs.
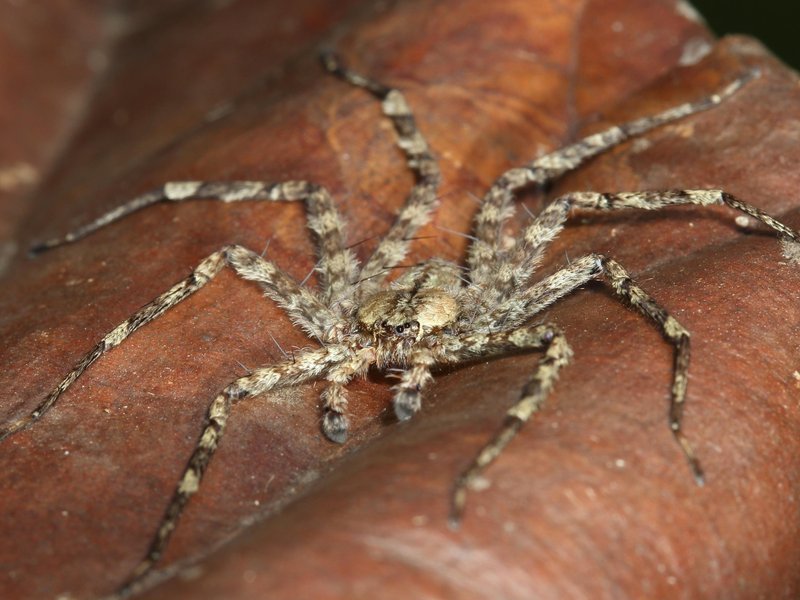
top-left (449, 323), bottom-right (571, 525)
top-left (114, 345), bottom-right (343, 599)
top-left (482, 254), bottom-right (700, 484)
top-left (392, 347), bottom-right (436, 421)
top-left (31, 180), bottom-right (359, 306)
top-left (1, 245), bottom-right (335, 442)
top-left (321, 52), bottom-right (442, 291)
top-left (499, 188), bottom-right (800, 297)
top-left (467, 69), bottom-right (759, 289)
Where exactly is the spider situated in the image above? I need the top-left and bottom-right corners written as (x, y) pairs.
top-left (3, 52), bottom-right (799, 599)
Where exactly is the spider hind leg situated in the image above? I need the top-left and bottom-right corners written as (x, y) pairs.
top-left (448, 323), bottom-right (571, 526)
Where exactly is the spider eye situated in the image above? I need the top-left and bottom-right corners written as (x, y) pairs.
top-left (394, 324), bottom-right (407, 334)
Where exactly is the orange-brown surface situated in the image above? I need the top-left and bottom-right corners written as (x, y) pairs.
top-left (2, 1), bottom-right (799, 599)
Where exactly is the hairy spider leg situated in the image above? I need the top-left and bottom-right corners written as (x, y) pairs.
top-left (31, 180), bottom-right (358, 308)
top-left (392, 257), bottom-right (467, 294)
top-left (321, 52), bottom-right (442, 294)
top-left (118, 343), bottom-right (366, 600)
top-left (467, 69), bottom-right (760, 295)
top-left (444, 323), bottom-right (572, 525)
top-left (392, 346), bottom-right (437, 420)
top-left (0, 244), bottom-right (335, 442)
top-left (494, 188), bottom-right (800, 310)
top-left (476, 253), bottom-right (700, 490)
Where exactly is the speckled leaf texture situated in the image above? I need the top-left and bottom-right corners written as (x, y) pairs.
top-left (1, 1), bottom-right (799, 599)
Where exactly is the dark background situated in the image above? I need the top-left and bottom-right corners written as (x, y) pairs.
top-left (693, 1), bottom-right (800, 69)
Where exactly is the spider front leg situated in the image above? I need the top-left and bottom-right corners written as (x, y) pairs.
top-left (392, 347), bottom-right (436, 420)
top-left (322, 52), bottom-right (442, 291)
top-left (467, 68), bottom-right (759, 292)
top-left (496, 188), bottom-right (800, 300)
top-left (31, 180), bottom-right (359, 307)
top-left (321, 350), bottom-right (376, 443)
top-left (446, 323), bottom-right (572, 526)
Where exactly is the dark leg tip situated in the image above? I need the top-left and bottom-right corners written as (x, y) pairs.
top-left (448, 488), bottom-right (466, 530)
top-left (319, 49), bottom-right (342, 74)
top-left (393, 390), bottom-right (421, 421)
top-left (692, 464), bottom-right (706, 487)
top-left (322, 411), bottom-right (349, 444)
top-left (28, 242), bottom-right (49, 257)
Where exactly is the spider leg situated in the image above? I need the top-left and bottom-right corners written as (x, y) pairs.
top-left (321, 382), bottom-right (349, 443)
top-left (1, 244), bottom-right (335, 441)
top-left (446, 323), bottom-right (571, 526)
top-left (320, 349), bottom-right (375, 443)
top-left (392, 347), bottom-right (436, 420)
top-left (31, 180), bottom-right (359, 307)
top-left (321, 52), bottom-right (442, 292)
top-left (389, 260), bottom-right (473, 420)
top-left (491, 188), bottom-right (800, 309)
top-left (467, 69), bottom-right (759, 287)
top-left (116, 344), bottom-right (351, 600)
top-left (484, 254), bottom-right (702, 484)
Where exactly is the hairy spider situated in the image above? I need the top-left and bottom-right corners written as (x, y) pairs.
top-left (4, 52), bottom-right (799, 599)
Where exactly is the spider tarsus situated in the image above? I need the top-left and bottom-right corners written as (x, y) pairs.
top-left (447, 502), bottom-right (465, 531)
top-left (319, 48), bottom-right (340, 74)
top-left (109, 569), bottom-right (153, 600)
top-left (28, 239), bottom-right (59, 257)
top-left (735, 66), bottom-right (761, 88)
top-left (0, 416), bottom-right (30, 442)
top-left (692, 466), bottom-right (706, 487)
top-left (447, 476), bottom-right (471, 529)
top-left (319, 48), bottom-right (391, 99)
top-left (672, 427), bottom-right (705, 485)
top-left (393, 389), bottom-right (421, 421)
top-left (322, 411), bottom-right (349, 444)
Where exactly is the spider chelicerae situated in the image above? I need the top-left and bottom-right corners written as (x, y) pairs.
top-left (4, 52), bottom-right (799, 598)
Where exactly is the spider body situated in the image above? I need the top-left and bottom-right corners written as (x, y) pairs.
top-left (358, 286), bottom-right (459, 342)
top-left (4, 52), bottom-right (800, 600)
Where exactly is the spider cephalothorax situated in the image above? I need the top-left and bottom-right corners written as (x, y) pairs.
top-left (4, 52), bottom-right (799, 600)
top-left (357, 287), bottom-right (460, 342)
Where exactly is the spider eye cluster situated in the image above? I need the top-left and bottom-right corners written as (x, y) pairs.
top-left (384, 320), bottom-right (420, 335)
top-left (357, 289), bottom-right (459, 340)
